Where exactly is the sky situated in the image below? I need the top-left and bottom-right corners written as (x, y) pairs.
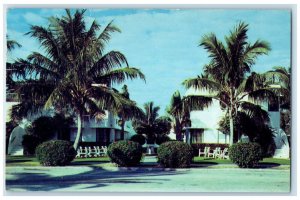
top-left (6, 8), bottom-right (291, 115)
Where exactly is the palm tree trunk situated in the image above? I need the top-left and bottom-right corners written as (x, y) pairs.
top-left (73, 114), bottom-right (83, 150)
top-left (229, 109), bottom-right (234, 146)
top-left (121, 120), bottom-right (125, 140)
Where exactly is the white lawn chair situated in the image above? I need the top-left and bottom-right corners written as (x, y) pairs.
top-left (219, 148), bottom-right (229, 159)
top-left (199, 146), bottom-right (210, 157)
top-left (99, 146), bottom-right (107, 156)
top-left (212, 147), bottom-right (221, 158)
top-left (77, 146), bottom-right (87, 158)
top-left (93, 146), bottom-right (100, 157)
top-left (86, 146), bottom-right (93, 157)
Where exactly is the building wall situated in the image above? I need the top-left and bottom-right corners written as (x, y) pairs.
top-left (185, 88), bottom-right (281, 144)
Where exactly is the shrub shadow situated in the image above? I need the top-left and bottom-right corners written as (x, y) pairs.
top-left (6, 165), bottom-right (187, 192)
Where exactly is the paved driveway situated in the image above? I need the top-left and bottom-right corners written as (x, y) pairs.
top-left (6, 165), bottom-right (290, 193)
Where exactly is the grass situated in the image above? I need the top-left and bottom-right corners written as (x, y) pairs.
top-left (193, 156), bottom-right (291, 166)
top-left (6, 155), bottom-right (110, 167)
top-left (6, 155), bottom-right (290, 167)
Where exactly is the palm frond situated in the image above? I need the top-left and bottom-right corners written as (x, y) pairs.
top-left (240, 101), bottom-right (270, 122)
top-left (97, 67), bottom-right (145, 85)
top-left (182, 95), bottom-right (213, 111)
top-left (182, 77), bottom-right (221, 92)
top-left (89, 51), bottom-right (129, 77)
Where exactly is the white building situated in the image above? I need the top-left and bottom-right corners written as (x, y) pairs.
top-left (6, 92), bottom-right (137, 155)
top-left (180, 88), bottom-right (289, 158)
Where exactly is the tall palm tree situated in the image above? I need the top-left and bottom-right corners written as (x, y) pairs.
top-left (183, 22), bottom-right (276, 146)
top-left (10, 9), bottom-right (145, 150)
top-left (133, 101), bottom-right (171, 144)
top-left (6, 36), bottom-right (22, 90)
top-left (117, 85), bottom-right (144, 137)
top-left (167, 90), bottom-right (217, 141)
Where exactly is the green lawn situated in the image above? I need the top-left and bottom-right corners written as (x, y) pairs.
top-left (193, 156), bottom-right (291, 165)
top-left (6, 155), bottom-right (290, 167)
top-left (6, 156), bottom-right (110, 167)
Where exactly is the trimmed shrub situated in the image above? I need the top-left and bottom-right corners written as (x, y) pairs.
top-left (229, 142), bottom-right (263, 168)
top-left (35, 140), bottom-right (76, 166)
top-left (22, 134), bottom-right (41, 155)
top-left (107, 140), bottom-right (143, 167)
top-left (130, 134), bottom-right (146, 146)
top-left (157, 141), bottom-right (193, 168)
top-left (155, 135), bottom-right (171, 145)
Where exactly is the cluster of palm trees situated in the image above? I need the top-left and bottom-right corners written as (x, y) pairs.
top-left (7, 9), bottom-right (290, 150)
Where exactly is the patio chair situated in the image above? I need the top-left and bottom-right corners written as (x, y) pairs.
top-left (93, 146), bottom-right (100, 157)
top-left (207, 147), bottom-right (221, 158)
top-left (198, 146), bottom-right (210, 157)
top-left (99, 146), bottom-right (107, 156)
top-left (218, 148), bottom-right (229, 159)
top-left (77, 146), bottom-right (87, 158)
top-left (84, 147), bottom-right (91, 157)
top-left (212, 147), bottom-right (221, 158)
top-left (87, 146), bottom-right (96, 157)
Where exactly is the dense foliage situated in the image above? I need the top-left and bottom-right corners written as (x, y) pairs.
top-left (157, 141), bottom-right (193, 168)
top-left (35, 140), bottom-right (76, 166)
top-left (107, 140), bottom-right (143, 167)
top-left (130, 134), bottom-right (146, 145)
top-left (133, 102), bottom-right (171, 144)
top-left (219, 111), bottom-right (276, 157)
top-left (22, 134), bottom-right (41, 155)
top-left (229, 142), bottom-right (263, 168)
top-left (22, 114), bottom-right (74, 155)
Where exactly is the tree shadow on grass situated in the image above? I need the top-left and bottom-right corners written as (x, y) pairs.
top-left (255, 162), bottom-right (281, 169)
top-left (6, 166), bottom-right (187, 192)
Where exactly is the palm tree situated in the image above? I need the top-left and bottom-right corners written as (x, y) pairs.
top-left (133, 101), bottom-right (171, 144)
top-left (6, 36), bottom-right (22, 90)
top-left (117, 85), bottom-right (144, 137)
top-left (265, 66), bottom-right (290, 109)
top-left (10, 9), bottom-right (145, 150)
top-left (7, 36), bottom-right (22, 52)
top-left (183, 22), bottom-right (276, 146)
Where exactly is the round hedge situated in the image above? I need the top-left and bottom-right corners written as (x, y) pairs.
top-left (107, 140), bottom-right (143, 167)
top-left (229, 142), bottom-right (263, 168)
top-left (130, 134), bottom-right (146, 146)
top-left (157, 141), bottom-right (193, 168)
top-left (35, 140), bottom-right (76, 166)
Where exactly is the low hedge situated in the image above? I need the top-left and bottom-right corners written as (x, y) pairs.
top-left (191, 143), bottom-right (229, 156)
top-left (35, 140), bottom-right (76, 166)
top-left (157, 141), bottom-right (193, 168)
top-left (229, 142), bottom-right (263, 168)
top-left (107, 140), bottom-right (143, 167)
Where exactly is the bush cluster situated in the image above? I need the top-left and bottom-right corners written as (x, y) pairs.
top-left (229, 142), bottom-right (263, 168)
top-left (157, 141), bottom-right (193, 168)
top-left (35, 140), bottom-right (76, 166)
top-left (130, 134), bottom-right (146, 145)
top-left (107, 140), bottom-right (143, 167)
